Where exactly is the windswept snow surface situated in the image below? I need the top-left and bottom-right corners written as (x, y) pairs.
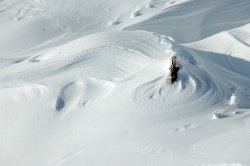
top-left (0, 0), bottom-right (250, 165)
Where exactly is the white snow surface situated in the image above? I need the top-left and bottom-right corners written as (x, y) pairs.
top-left (0, 0), bottom-right (250, 165)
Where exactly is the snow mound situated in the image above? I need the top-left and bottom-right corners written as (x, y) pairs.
top-left (132, 47), bottom-right (231, 115)
top-left (56, 81), bottom-right (85, 111)
top-left (55, 79), bottom-right (114, 114)
top-left (0, 31), bottom-right (173, 84)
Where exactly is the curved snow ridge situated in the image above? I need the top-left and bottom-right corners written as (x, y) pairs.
top-left (132, 60), bottom-right (231, 114)
top-left (55, 81), bottom-right (85, 111)
top-left (1, 31), bottom-right (174, 84)
top-left (229, 24), bottom-right (250, 48)
top-left (0, 46), bottom-right (155, 84)
top-left (183, 24), bottom-right (250, 78)
top-left (184, 30), bottom-right (250, 61)
top-left (0, 31), bottom-right (173, 75)
top-left (46, 31), bottom-right (174, 61)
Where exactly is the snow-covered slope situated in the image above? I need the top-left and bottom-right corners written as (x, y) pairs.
top-left (0, 0), bottom-right (250, 166)
top-left (125, 0), bottom-right (250, 43)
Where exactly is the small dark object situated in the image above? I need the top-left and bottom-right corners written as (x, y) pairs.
top-left (168, 54), bottom-right (179, 84)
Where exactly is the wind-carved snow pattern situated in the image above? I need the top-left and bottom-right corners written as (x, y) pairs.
top-left (1, 0), bottom-right (250, 165)
top-left (0, 31), bottom-right (171, 85)
top-left (1, 46), bottom-right (153, 84)
top-left (132, 47), bottom-right (231, 116)
top-left (55, 81), bottom-right (85, 111)
top-left (55, 79), bottom-right (115, 113)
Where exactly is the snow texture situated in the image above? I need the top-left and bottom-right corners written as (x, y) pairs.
top-left (0, 0), bottom-right (250, 165)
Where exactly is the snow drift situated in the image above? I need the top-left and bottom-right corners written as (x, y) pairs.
top-left (0, 0), bottom-right (250, 165)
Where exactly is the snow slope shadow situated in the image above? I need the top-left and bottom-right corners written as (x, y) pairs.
top-left (184, 47), bottom-right (250, 109)
top-left (55, 97), bottom-right (65, 111)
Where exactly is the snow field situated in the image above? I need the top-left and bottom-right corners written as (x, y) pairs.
top-left (0, 0), bottom-right (250, 165)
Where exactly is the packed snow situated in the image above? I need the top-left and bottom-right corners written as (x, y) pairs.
top-left (0, 0), bottom-right (250, 165)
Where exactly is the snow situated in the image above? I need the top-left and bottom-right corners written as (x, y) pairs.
top-left (0, 0), bottom-right (250, 165)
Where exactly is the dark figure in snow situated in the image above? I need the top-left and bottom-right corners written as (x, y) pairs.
top-left (168, 54), bottom-right (179, 84)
